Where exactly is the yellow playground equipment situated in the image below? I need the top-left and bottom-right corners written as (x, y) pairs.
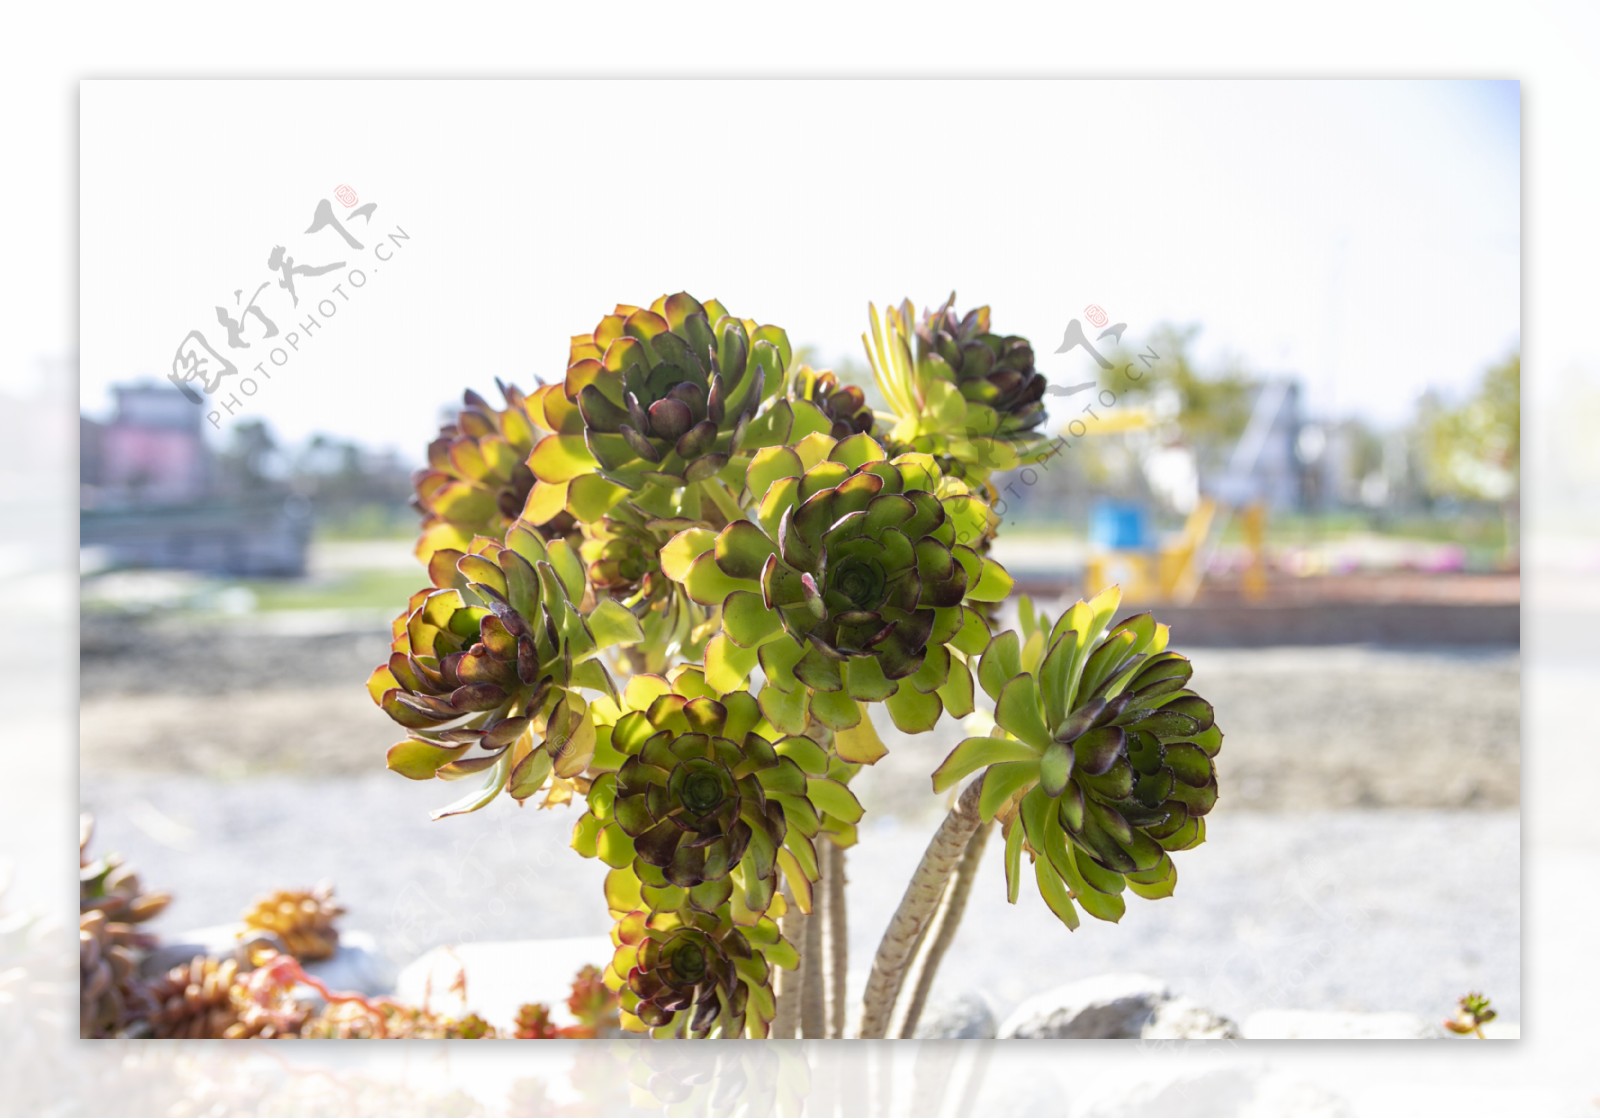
top-left (1075, 404), bottom-right (1271, 604)
top-left (1084, 498), bottom-right (1267, 604)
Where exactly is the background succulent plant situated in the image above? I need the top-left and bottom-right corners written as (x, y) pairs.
top-left (80, 815), bottom-right (168, 1038)
top-left (932, 586), bottom-right (1221, 927)
top-left (240, 883), bottom-right (344, 963)
top-left (790, 363), bottom-right (877, 441)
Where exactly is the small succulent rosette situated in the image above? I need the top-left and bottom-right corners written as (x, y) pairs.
top-left (583, 502), bottom-right (710, 673)
top-left (933, 586), bottom-right (1222, 928)
top-left (368, 522), bottom-right (642, 817)
top-left (864, 295), bottom-right (1049, 487)
top-left (789, 363), bottom-right (876, 441)
top-left (604, 905), bottom-right (796, 1038)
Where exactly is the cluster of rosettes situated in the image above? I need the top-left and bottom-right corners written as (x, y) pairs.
top-left (864, 294), bottom-right (1049, 487)
top-left (367, 521), bottom-right (642, 817)
top-left (660, 432), bottom-right (1011, 736)
top-left (933, 586), bottom-right (1221, 928)
top-left (572, 669), bottom-right (849, 1037)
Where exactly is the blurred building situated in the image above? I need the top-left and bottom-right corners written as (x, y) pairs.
top-left (81, 382), bottom-right (211, 507)
top-left (80, 381), bottom-right (311, 577)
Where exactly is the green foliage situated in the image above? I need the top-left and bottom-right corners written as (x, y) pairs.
top-left (934, 585), bottom-right (1222, 928)
top-left (864, 295), bottom-right (1049, 489)
top-left (1421, 352), bottom-right (1520, 504)
top-left (367, 291), bottom-right (1223, 1037)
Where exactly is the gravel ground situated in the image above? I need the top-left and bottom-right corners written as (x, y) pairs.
top-left (78, 613), bottom-right (1521, 1024)
top-left (81, 614), bottom-right (1521, 812)
top-left (80, 771), bottom-right (1519, 1024)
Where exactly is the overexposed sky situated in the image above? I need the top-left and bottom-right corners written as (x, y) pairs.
top-left (79, 80), bottom-right (1518, 458)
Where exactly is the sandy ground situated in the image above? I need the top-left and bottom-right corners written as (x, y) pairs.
top-left (78, 613), bottom-right (1521, 1023)
top-left (81, 615), bottom-right (1520, 813)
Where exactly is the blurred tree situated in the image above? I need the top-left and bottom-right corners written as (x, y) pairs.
top-left (1026, 322), bottom-right (1259, 516)
top-left (216, 419), bottom-right (281, 494)
top-left (1419, 352), bottom-right (1520, 563)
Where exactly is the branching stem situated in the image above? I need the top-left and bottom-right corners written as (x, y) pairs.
top-left (897, 819), bottom-right (991, 1038)
top-left (858, 780), bottom-right (984, 1039)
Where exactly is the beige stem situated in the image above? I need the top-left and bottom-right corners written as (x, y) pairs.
top-left (825, 841), bottom-right (849, 1038)
top-left (801, 863), bottom-right (827, 1039)
top-left (772, 883), bottom-right (806, 1039)
top-left (857, 780), bottom-right (984, 1039)
top-left (897, 819), bottom-right (991, 1038)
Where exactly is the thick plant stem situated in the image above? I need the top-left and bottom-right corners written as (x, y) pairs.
top-left (824, 841), bottom-right (849, 1037)
top-left (897, 819), bottom-right (991, 1038)
top-left (801, 870), bottom-right (827, 1039)
top-left (858, 780), bottom-right (984, 1039)
top-left (772, 884), bottom-right (806, 1039)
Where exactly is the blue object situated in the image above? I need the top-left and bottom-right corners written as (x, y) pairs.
top-left (1089, 501), bottom-right (1150, 551)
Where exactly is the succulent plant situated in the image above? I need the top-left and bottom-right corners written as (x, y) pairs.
top-left (79, 910), bottom-right (154, 1039)
top-left (413, 380), bottom-right (573, 562)
top-left (79, 815), bottom-right (168, 1038)
top-left (661, 432), bottom-right (1009, 735)
top-left (864, 295), bottom-right (1048, 487)
top-left (366, 292), bottom-right (1225, 1041)
top-left (932, 586), bottom-right (1221, 927)
top-left (528, 293), bottom-right (798, 497)
top-left (575, 670), bottom-right (859, 921)
top-left (605, 906), bottom-right (796, 1038)
top-left (80, 814), bottom-right (171, 927)
top-left (566, 963), bottom-right (619, 1035)
top-left (791, 364), bottom-right (876, 440)
top-left (368, 521), bottom-right (642, 817)
top-left (240, 883), bottom-right (343, 963)
top-left (146, 955), bottom-right (306, 1039)
top-left (1445, 992), bottom-right (1498, 1037)
top-left (585, 502), bottom-right (710, 672)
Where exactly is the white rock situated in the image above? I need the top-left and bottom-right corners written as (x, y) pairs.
top-left (140, 923), bottom-right (396, 995)
top-left (998, 973), bottom-right (1172, 1039)
top-left (393, 936), bottom-right (615, 1031)
top-left (1242, 1009), bottom-right (1446, 1039)
top-left (912, 990), bottom-right (998, 1039)
top-left (1141, 996), bottom-right (1242, 1040)
top-left (302, 931), bottom-right (396, 995)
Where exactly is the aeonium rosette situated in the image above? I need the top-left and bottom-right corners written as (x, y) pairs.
top-left (604, 904), bottom-right (796, 1039)
top-left (931, 586), bottom-right (1222, 928)
top-left (367, 522), bottom-right (644, 818)
top-left (657, 432), bottom-right (1011, 737)
top-left (573, 667), bottom-right (863, 924)
top-left (522, 293), bottom-right (855, 538)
